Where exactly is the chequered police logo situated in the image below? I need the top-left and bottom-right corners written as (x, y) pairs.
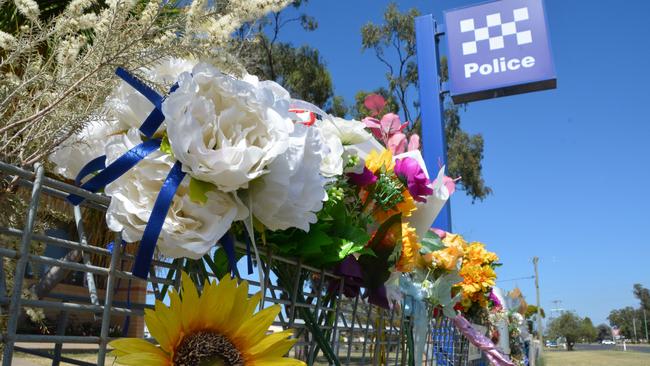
top-left (460, 7), bottom-right (532, 56)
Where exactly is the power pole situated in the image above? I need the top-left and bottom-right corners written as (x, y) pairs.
top-left (533, 257), bottom-right (543, 356)
top-left (633, 317), bottom-right (638, 343)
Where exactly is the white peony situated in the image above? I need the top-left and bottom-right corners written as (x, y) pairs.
top-left (106, 57), bottom-right (196, 132)
top-left (104, 129), bottom-right (247, 259)
top-left (162, 63), bottom-right (294, 192)
top-left (248, 124), bottom-right (327, 231)
top-left (49, 116), bottom-right (119, 180)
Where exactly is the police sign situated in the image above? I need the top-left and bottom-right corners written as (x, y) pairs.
top-left (445, 0), bottom-right (556, 103)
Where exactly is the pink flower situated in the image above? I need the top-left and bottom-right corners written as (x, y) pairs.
top-left (394, 157), bottom-right (433, 202)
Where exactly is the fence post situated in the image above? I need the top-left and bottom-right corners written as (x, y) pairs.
top-left (2, 163), bottom-right (45, 366)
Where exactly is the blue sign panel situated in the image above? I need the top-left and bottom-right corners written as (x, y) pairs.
top-left (445, 0), bottom-right (556, 103)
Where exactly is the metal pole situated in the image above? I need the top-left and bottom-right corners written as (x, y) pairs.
top-left (97, 231), bottom-right (122, 366)
top-left (533, 257), bottom-right (543, 357)
top-left (2, 163), bottom-right (45, 366)
top-left (415, 14), bottom-right (452, 232)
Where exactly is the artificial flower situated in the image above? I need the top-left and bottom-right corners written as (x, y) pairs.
top-left (458, 264), bottom-right (497, 299)
top-left (106, 57), bottom-right (195, 132)
top-left (465, 242), bottom-right (499, 266)
top-left (318, 128), bottom-right (344, 177)
top-left (443, 233), bottom-right (469, 250)
top-left (394, 157), bottom-right (433, 203)
top-left (162, 63), bottom-right (294, 192)
top-left (347, 167), bottom-right (377, 187)
top-left (319, 116), bottom-right (372, 145)
top-left (249, 124), bottom-right (327, 231)
top-left (365, 149), bottom-right (394, 173)
top-left (427, 240), bottom-right (465, 271)
top-left (395, 222), bottom-right (420, 272)
top-left (49, 116), bottom-right (119, 180)
top-left (109, 272), bottom-right (305, 366)
top-left (104, 129), bottom-right (247, 259)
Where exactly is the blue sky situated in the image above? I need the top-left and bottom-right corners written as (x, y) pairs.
top-left (276, 0), bottom-right (650, 326)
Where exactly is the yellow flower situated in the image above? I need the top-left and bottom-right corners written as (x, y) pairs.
top-left (395, 222), bottom-right (420, 272)
top-left (465, 242), bottom-right (499, 266)
top-left (109, 272), bottom-right (305, 366)
top-left (365, 149), bottom-right (394, 173)
top-left (428, 243), bottom-right (464, 271)
top-left (458, 264), bottom-right (496, 297)
top-left (442, 233), bottom-right (469, 250)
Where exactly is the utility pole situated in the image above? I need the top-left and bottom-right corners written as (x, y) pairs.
top-left (533, 257), bottom-right (543, 356)
top-left (633, 317), bottom-right (638, 343)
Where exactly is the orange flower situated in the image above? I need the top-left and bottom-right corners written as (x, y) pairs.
top-left (458, 264), bottom-right (496, 298)
top-left (465, 242), bottom-right (499, 266)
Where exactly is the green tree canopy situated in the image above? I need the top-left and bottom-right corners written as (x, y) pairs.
top-left (548, 312), bottom-right (594, 351)
top-left (596, 324), bottom-right (612, 342)
top-left (608, 306), bottom-right (644, 341)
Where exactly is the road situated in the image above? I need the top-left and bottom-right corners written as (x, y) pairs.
top-left (573, 343), bottom-right (650, 354)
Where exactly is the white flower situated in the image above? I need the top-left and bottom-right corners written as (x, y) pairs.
top-left (106, 57), bottom-right (196, 132)
top-left (315, 116), bottom-right (371, 178)
top-left (49, 116), bottom-right (119, 180)
top-left (104, 129), bottom-right (247, 259)
top-left (162, 63), bottom-right (294, 192)
top-left (249, 124), bottom-right (327, 231)
top-left (14, 0), bottom-right (40, 22)
top-left (321, 116), bottom-right (372, 145)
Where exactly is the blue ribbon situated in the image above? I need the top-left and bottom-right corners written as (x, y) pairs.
top-left (131, 161), bottom-right (186, 278)
top-left (115, 67), bottom-right (178, 138)
top-left (75, 156), bottom-right (106, 186)
top-left (219, 232), bottom-right (240, 276)
top-left (67, 139), bottom-right (162, 205)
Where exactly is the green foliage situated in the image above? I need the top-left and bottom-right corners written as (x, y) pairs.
top-left (548, 312), bottom-right (593, 351)
top-left (265, 182), bottom-right (372, 267)
top-left (608, 306), bottom-right (645, 341)
top-left (633, 283), bottom-right (650, 311)
top-left (596, 323), bottom-right (612, 342)
top-left (419, 230), bottom-right (445, 253)
top-left (581, 317), bottom-right (598, 343)
top-left (358, 3), bottom-right (491, 201)
top-left (326, 95), bottom-right (349, 117)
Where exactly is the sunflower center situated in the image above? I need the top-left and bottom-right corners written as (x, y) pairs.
top-left (173, 331), bottom-right (244, 366)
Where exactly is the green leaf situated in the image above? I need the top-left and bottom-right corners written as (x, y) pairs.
top-left (189, 178), bottom-right (217, 204)
top-left (420, 230), bottom-right (446, 254)
top-left (210, 248), bottom-right (243, 279)
top-left (298, 229), bottom-right (333, 256)
top-left (160, 135), bottom-right (174, 157)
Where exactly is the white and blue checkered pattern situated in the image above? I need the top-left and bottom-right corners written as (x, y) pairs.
top-left (460, 7), bottom-right (532, 56)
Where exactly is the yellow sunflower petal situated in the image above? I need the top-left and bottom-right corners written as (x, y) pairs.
top-left (208, 275), bottom-right (237, 331)
top-left (109, 338), bottom-right (167, 358)
top-left (114, 352), bottom-right (170, 366)
top-left (222, 279), bottom-right (254, 334)
top-left (232, 304), bottom-right (281, 349)
top-left (180, 272), bottom-right (200, 331)
top-left (252, 357), bottom-right (307, 366)
top-left (144, 308), bottom-right (172, 352)
top-left (247, 330), bottom-right (295, 358)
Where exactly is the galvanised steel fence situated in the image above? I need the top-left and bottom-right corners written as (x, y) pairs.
top-left (0, 162), bottom-right (476, 365)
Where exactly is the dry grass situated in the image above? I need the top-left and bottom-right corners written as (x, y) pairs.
top-left (543, 349), bottom-right (650, 366)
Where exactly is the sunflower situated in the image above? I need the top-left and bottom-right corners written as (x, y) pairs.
top-left (109, 272), bottom-right (305, 366)
top-left (365, 149), bottom-right (394, 174)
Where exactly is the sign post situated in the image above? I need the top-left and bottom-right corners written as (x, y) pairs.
top-left (415, 0), bottom-right (556, 233)
top-left (415, 15), bottom-right (452, 232)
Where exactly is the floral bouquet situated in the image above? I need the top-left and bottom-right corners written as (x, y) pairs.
top-left (50, 60), bottom-right (458, 364)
